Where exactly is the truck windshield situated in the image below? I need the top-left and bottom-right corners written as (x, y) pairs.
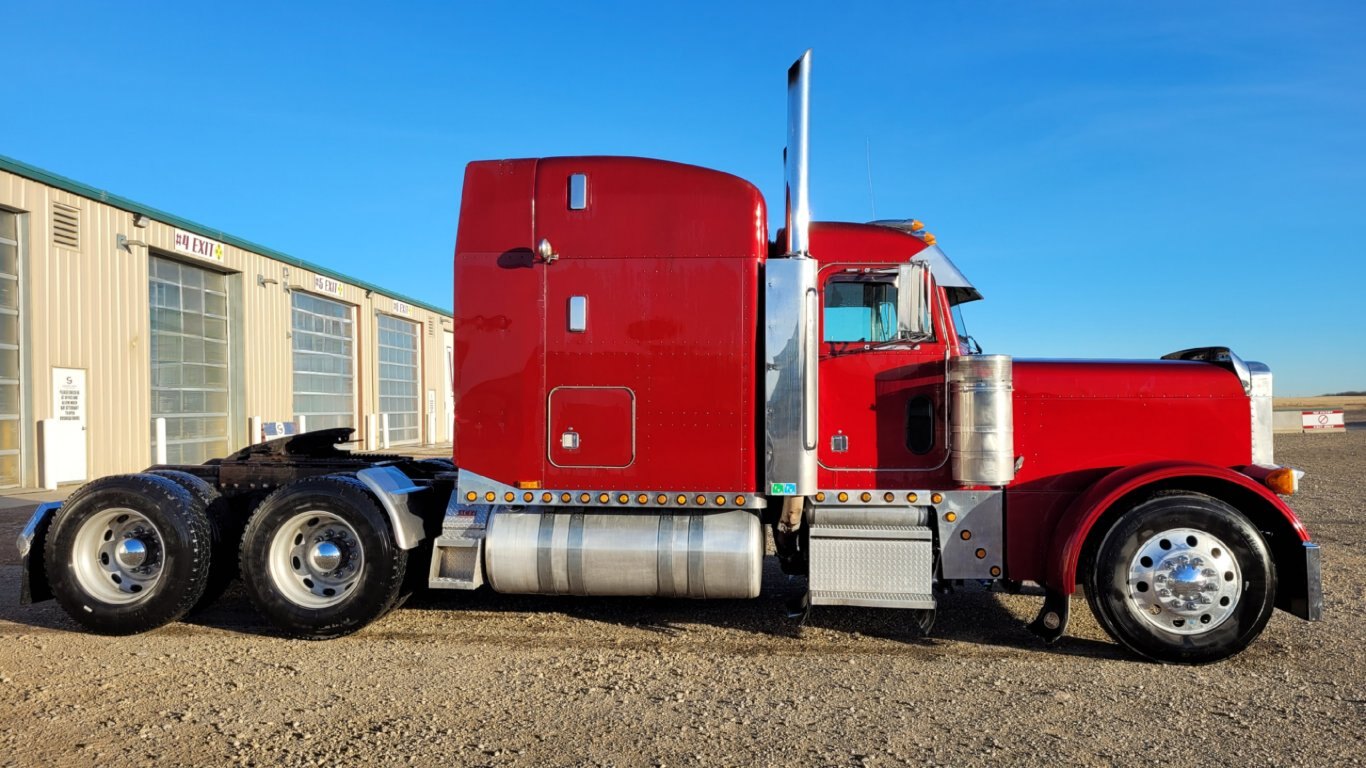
top-left (824, 280), bottom-right (897, 342)
top-left (952, 302), bottom-right (980, 354)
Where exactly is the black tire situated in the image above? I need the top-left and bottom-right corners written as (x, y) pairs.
top-left (44, 474), bottom-right (213, 635)
top-left (148, 470), bottom-right (241, 612)
top-left (1085, 492), bottom-right (1276, 664)
top-left (239, 475), bottom-right (407, 639)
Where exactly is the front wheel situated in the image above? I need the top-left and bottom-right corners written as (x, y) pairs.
top-left (1085, 493), bottom-right (1276, 664)
top-left (239, 475), bottom-right (407, 639)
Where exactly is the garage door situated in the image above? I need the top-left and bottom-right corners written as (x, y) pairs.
top-left (377, 314), bottom-right (419, 444)
top-left (150, 256), bottom-right (231, 464)
top-left (292, 292), bottom-right (354, 431)
top-left (0, 211), bottom-right (19, 488)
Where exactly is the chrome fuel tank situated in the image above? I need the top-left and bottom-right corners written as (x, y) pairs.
top-left (484, 509), bottom-right (763, 599)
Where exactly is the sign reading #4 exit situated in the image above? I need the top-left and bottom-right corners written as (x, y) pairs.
top-left (173, 229), bottom-right (224, 262)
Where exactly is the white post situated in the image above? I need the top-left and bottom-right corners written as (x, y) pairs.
top-left (296, 414), bottom-right (307, 435)
top-left (249, 415), bottom-right (263, 445)
top-left (154, 417), bottom-right (168, 465)
top-left (39, 419), bottom-right (58, 490)
top-left (426, 413), bottom-right (437, 447)
top-left (365, 414), bottom-right (377, 451)
top-left (381, 413), bottom-right (391, 449)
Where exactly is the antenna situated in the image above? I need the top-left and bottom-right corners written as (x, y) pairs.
top-left (865, 137), bottom-right (877, 220)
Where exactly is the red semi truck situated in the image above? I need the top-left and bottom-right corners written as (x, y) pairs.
top-left (18, 51), bottom-right (1320, 663)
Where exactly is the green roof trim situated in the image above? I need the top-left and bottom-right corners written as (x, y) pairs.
top-left (0, 153), bottom-right (452, 317)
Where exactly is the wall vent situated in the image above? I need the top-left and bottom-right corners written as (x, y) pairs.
top-left (427, 318), bottom-right (435, 337)
top-left (52, 203), bottom-right (80, 250)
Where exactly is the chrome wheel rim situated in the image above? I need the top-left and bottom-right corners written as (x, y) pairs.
top-left (268, 511), bottom-right (364, 608)
top-left (72, 508), bottom-right (165, 604)
top-left (1127, 527), bottom-right (1242, 635)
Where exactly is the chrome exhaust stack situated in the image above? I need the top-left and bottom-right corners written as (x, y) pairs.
top-left (768, 50), bottom-right (819, 537)
top-left (784, 49), bottom-right (813, 258)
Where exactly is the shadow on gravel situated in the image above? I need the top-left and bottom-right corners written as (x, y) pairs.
top-left (5, 559), bottom-right (1125, 661)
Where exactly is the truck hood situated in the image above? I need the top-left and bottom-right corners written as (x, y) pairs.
top-left (1012, 359), bottom-right (1248, 400)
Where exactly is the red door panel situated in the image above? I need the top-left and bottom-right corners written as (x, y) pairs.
top-left (548, 387), bottom-right (635, 468)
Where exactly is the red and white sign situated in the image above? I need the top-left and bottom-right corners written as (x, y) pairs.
top-left (313, 274), bottom-right (345, 297)
top-left (1302, 410), bottom-right (1346, 432)
top-left (173, 229), bottom-right (224, 262)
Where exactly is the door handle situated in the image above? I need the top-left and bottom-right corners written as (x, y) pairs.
top-left (537, 238), bottom-right (559, 264)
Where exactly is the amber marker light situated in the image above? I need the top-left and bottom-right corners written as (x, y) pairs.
top-left (542, 492), bottom-right (554, 503)
top-left (465, 492), bottom-right (477, 502)
top-left (906, 493), bottom-right (918, 503)
top-left (580, 493), bottom-right (591, 503)
top-left (484, 492), bottom-right (496, 502)
top-left (696, 495), bottom-right (707, 506)
top-left (931, 493), bottom-right (944, 504)
top-left (598, 493), bottom-right (610, 504)
top-left (657, 494), bottom-right (668, 505)
top-left (677, 494), bottom-right (688, 505)
top-left (990, 566), bottom-right (1002, 577)
top-left (975, 548), bottom-right (987, 559)
top-left (561, 492), bottom-right (572, 503)
top-left (884, 492), bottom-right (895, 503)
top-left (733, 496), bottom-right (746, 507)
top-left (923, 233), bottom-right (937, 245)
top-left (909, 219), bottom-right (925, 232)
top-left (523, 492), bottom-right (534, 502)
top-left (504, 492), bottom-right (516, 502)
top-left (945, 511), bottom-right (958, 523)
top-left (860, 492), bottom-right (873, 503)
top-left (715, 496), bottom-right (727, 506)
top-left (638, 494), bottom-right (649, 504)
top-left (1265, 467), bottom-right (1299, 496)
top-left (960, 530), bottom-right (972, 540)
top-left (837, 492), bottom-right (849, 503)
top-left (815, 492), bottom-right (827, 502)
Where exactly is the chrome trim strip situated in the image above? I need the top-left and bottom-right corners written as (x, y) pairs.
top-left (455, 470), bottom-right (768, 510)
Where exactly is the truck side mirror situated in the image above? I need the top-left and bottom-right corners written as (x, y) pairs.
top-left (897, 261), bottom-right (933, 340)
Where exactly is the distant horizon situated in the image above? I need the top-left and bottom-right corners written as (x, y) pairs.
top-left (2, 2), bottom-right (1361, 395)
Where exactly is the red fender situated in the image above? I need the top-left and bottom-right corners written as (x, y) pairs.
top-left (1045, 460), bottom-right (1310, 595)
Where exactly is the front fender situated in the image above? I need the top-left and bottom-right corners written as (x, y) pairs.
top-left (1045, 461), bottom-right (1312, 597)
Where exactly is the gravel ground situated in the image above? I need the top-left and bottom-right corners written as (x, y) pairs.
top-left (1, 430), bottom-right (1362, 767)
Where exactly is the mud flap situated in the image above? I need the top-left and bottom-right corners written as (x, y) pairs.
top-left (18, 503), bottom-right (60, 605)
top-left (1026, 588), bottom-right (1070, 643)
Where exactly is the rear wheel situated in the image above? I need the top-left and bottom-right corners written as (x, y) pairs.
top-left (45, 474), bottom-right (212, 634)
top-left (1085, 493), bottom-right (1275, 664)
top-left (148, 469), bottom-right (240, 611)
top-left (239, 475), bottom-right (407, 639)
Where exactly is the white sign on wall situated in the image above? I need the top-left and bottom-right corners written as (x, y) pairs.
top-left (313, 274), bottom-right (345, 297)
top-left (46, 368), bottom-right (88, 486)
top-left (52, 368), bottom-right (87, 426)
top-left (174, 229), bottom-right (225, 262)
top-left (392, 300), bottom-right (411, 316)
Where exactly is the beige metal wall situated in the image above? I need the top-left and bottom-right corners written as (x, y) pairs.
top-left (0, 166), bottom-right (453, 487)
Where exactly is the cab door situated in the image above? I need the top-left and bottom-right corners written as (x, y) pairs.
top-left (817, 263), bottom-right (948, 480)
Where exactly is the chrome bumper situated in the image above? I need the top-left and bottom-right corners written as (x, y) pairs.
top-left (17, 502), bottom-right (60, 605)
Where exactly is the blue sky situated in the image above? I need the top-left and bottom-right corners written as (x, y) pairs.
top-left (3, 2), bottom-right (1362, 394)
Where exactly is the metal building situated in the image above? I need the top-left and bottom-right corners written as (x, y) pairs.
top-left (0, 154), bottom-right (455, 490)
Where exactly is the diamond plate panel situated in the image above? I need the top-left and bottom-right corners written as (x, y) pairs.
top-left (809, 535), bottom-right (934, 604)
